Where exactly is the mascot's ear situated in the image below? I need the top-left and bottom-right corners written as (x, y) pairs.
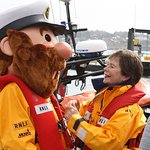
top-left (0, 37), bottom-right (13, 56)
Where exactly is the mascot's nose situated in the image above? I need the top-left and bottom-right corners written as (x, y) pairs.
top-left (54, 42), bottom-right (72, 59)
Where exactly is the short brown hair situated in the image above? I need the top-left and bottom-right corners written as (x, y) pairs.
top-left (108, 49), bottom-right (143, 85)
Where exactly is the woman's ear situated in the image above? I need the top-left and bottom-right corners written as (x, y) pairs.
top-left (0, 37), bottom-right (13, 56)
top-left (123, 76), bottom-right (130, 82)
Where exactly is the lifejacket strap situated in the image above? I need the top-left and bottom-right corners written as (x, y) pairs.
top-left (73, 118), bottom-right (85, 131)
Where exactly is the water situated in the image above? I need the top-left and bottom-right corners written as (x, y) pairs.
top-left (65, 70), bottom-right (150, 96)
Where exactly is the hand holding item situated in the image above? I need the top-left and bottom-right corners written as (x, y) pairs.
top-left (64, 100), bottom-right (80, 121)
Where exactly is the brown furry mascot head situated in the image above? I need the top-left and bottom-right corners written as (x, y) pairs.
top-left (0, 29), bottom-right (66, 98)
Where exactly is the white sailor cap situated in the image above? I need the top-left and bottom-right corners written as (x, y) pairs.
top-left (0, 0), bottom-right (65, 40)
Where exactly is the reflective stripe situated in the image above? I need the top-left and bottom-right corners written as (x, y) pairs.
top-left (77, 127), bottom-right (87, 142)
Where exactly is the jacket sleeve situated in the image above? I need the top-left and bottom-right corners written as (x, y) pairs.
top-left (0, 83), bottom-right (38, 150)
top-left (67, 103), bottom-right (146, 150)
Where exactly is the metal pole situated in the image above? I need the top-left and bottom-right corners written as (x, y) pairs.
top-left (128, 28), bottom-right (134, 50)
top-left (65, 2), bottom-right (76, 51)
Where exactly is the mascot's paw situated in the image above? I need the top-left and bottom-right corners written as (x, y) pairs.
top-left (6, 29), bottom-right (66, 98)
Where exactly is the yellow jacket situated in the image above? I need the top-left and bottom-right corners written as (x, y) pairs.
top-left (68, 85), bottom-right (146, 150)
top-left (0, 83), bottom-right (68, 150)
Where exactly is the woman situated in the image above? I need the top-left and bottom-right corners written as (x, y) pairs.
top-left (64, 49), bottom-right (146, 150)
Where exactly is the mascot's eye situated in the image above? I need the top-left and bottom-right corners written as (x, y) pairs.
top-left (45, 34), bottom-right (51, 42)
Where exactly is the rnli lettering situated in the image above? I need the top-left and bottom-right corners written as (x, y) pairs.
top-left (13, 120), bottom-right (29, 129)
top-left (35, 103), bottom-right (52, 114)
top-left (97, 116), bottom-right (108, 126)
top-left (18, 129), bottom-right (31, 138)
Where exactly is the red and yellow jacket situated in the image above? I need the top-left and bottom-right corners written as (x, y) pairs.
top-left (0, 75), bottom-right (70, 150)
top-left (67, 85), bottom-right (146, 150)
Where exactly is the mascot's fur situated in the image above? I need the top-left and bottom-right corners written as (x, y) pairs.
top-left (0, 29), bottom-right (66, 98)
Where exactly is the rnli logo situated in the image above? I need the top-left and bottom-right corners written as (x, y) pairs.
top-left (34, 103), bottom-right (52, 115)
top-left (18, 129), bottom-right (31, 138)
top-left (13, 120), bottom-right (29, 129)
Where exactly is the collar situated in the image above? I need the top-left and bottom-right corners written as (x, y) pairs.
top-left (91, 77), bottom-right (132, 93)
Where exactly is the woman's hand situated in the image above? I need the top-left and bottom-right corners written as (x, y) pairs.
top-left (64, 100), bottom-right (80, 121)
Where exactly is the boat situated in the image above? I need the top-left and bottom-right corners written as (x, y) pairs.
top-left (128, 28), bottom-right (150, 75)
top-left (53, 1), bottom-right (150, 116)
top-left (54, 0), bottom-right (109, 101)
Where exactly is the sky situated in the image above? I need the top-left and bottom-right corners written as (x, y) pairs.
top-left (1, 0), bottom-right (150, 33)
top-left (52, 0), bottom-right (150, 33)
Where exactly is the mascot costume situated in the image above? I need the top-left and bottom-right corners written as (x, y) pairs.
top-left (0, 0), bottom-right (74, 149)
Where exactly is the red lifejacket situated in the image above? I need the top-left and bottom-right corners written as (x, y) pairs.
top-left (0, 75), bottom-right (65, 150)
top-left (102, 86), bottom-right (145, 119)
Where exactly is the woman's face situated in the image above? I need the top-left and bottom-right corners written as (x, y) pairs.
top-left (103, 57), bottom-right (129, 85)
